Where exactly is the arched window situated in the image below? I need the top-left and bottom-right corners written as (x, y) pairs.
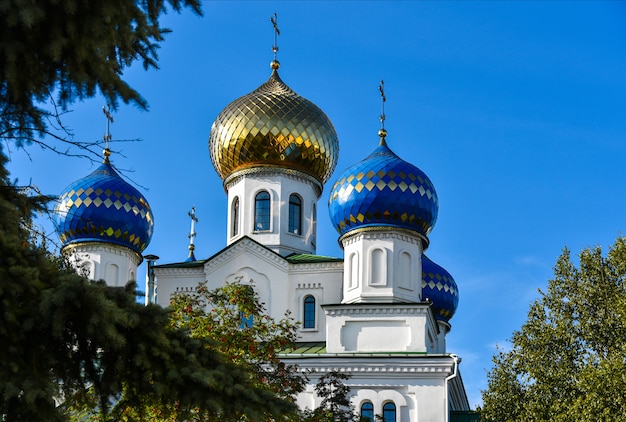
top-left (254, 191), bottom-right (270, 231)
top-left (288, 194), bottom-right (302, 234)
top-left (360, 402), bottom-right (374, 421)
top-left (231, 196), bottom-right (240, 236)
top-left (383, 402), bottom-right (396, 422)
top-left (303, 295), bottom-right (315, 328)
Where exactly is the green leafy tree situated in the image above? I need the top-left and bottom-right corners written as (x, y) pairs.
top-left (168, 280), bottom-right (305, 420)
top-left (301, 371), bottom-right (365, 422)
top-left (481, 237), bottom-right (626, 422)
top-left (0, 152), bottom-right (294, 421)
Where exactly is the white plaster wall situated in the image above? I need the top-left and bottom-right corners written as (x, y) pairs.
top-left (324, 304), bottom-right (437, 353)
top-left (202, 240), bottom-right (290, 320)
top-left (293, 357), bottom-right (458, 422)
top-left (342, 231), bottom-right (423, 304)
top-left (63, 243), bottom-right (141, 287)
top-left (153, 266), bottom-right (206, 307)
top-left (289, 263), bottom-right (343, 342)
top-left (154, 239), bottom-right (344, 341)
top-left (226, 170), bottom-right (320, 256)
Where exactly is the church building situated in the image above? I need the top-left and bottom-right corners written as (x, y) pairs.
top-left (53, 30), bottom-right (470, 422)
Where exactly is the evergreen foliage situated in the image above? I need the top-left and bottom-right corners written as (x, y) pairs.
top-left (481, 237), bottom-right (626, 421)
top-left (0, 1), bottom-right (299, 420)
top-left (0, 152), bottom-right (294, 421)
top-left (0, 0), bottom-right (201, 147)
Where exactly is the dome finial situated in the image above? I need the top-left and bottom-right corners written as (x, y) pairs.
top-left (270, 13), bottom-right (281, 70)
top-left (102, 104), bottom-right (114, 163)
top-left (378, 80), bottom-right (387, 146)
top-left (186, 206), bottom-right (198, 262)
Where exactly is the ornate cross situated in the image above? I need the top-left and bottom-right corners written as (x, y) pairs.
top-left (379, 80), bottom-right (386, 129)
top-left (102, 104), bottom-right (114, 149)
top-left (270, 13), bottom-right (280, 60)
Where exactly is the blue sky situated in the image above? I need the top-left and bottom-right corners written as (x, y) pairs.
top-left (7, 1), bottom-right (626, 408)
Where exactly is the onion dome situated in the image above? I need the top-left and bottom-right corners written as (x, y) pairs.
top-left (209, 60), bottom-right (339, 185)
top-left (421, 255), bottom-right (459, 323)
top-left (328, 130), bottom-right (438, 240)
top-left (53, 149), bottom-right (154, 255)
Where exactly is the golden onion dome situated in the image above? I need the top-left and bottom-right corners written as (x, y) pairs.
top-left (209, 61), bottom-right (339, 185)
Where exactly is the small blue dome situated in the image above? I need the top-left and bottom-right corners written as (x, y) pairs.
top-left (328, 137), bottom-right (438, 239)
top-left (421, 255), bottom-right (459, 323)
top-left (53, 156), bottom-right (154, 254)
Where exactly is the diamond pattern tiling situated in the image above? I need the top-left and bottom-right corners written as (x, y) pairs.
top-left (328, 141), bottom-right (438, 238)
top-left (53, 162), bottom-right (154, 254)
top-left (421, 255), bottom-right (459, 323)
top-left (209, 70), bottom-right (339, 184)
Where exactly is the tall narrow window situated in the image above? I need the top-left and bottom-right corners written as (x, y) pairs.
top-left (383, 402), bottom-right (396, 422)
top-left (399, 251), bottom-right (412, 290)
top-left (349, 252), bottom-right (359, 289)
top-left (288, 194), bottom-right (302, 234)
top-left (231, 196), bottom-right (240, 236)
top-left (311, 203), bottom-right (317, 246)
top-left (254, 191), bottom-right (270, 231)
top-left (370, 248), bottom-right (386, 285)
top-left (303, 295), bottom-right (316, 328)
top-left (361, 402), bottom-right (374, 421)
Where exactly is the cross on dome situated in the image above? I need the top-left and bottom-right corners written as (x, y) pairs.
top-left (102, 104), bottom-right (114, 162)
top-left (270, 13), bottom-right (280, 66)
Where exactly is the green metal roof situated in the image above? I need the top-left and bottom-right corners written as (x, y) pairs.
top-left (153, 259), bottom-right (207, 269)
top-left (286, 253), bottom-right (343, 263)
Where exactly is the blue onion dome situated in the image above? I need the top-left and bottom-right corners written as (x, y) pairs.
top-left (209, 60), bottom-right (339, 185)
top-left (328, 130), bottom-right (438, 241)
top-left (421, 255), bottom-right (459, 323)
top-left (53, 149), bottom-right (154, 255)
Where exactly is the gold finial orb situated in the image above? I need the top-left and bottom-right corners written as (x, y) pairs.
top-left (378, 128), bottom-right (388, 146)
top-left (270, 60), bottom-right (280, 70)
top-left (103, 147), bottom-right (112, 163)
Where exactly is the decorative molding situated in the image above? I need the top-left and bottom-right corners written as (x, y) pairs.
top-left (300, 365), bottom-right (450, 375)
top-left (324, 304), bottom-right (431, 317)
top-left (340, 227), bottom-right (427, 249)
top-left (173, 285), bottom-right (199, 294)
top-left (296, 282), bottom-right (323, 290)
top-left (63, 242), bottom-right (142, 265)
top-left (154, 267), bottom-right (205, 276)
top-left (225, 167), bottom-right (323, 197)
top-left (204, 238), bottom-right (289, 271)
top-left (282, 356), bottom-right (457, 379)
top-left (290, 261), bottom-right (344, 272)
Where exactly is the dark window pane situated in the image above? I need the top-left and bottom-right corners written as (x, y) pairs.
top-left (255, 191), bottom-right (270, 231)
top-left (304, 295), bottom-right (315, 328)
top-left (361, 402), bottom-right (374, 421)
top-left (288, 194), bottom-right (302, 234)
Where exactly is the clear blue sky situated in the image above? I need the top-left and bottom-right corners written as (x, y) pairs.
top-left (7, 1), bottom-right (626, 408)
